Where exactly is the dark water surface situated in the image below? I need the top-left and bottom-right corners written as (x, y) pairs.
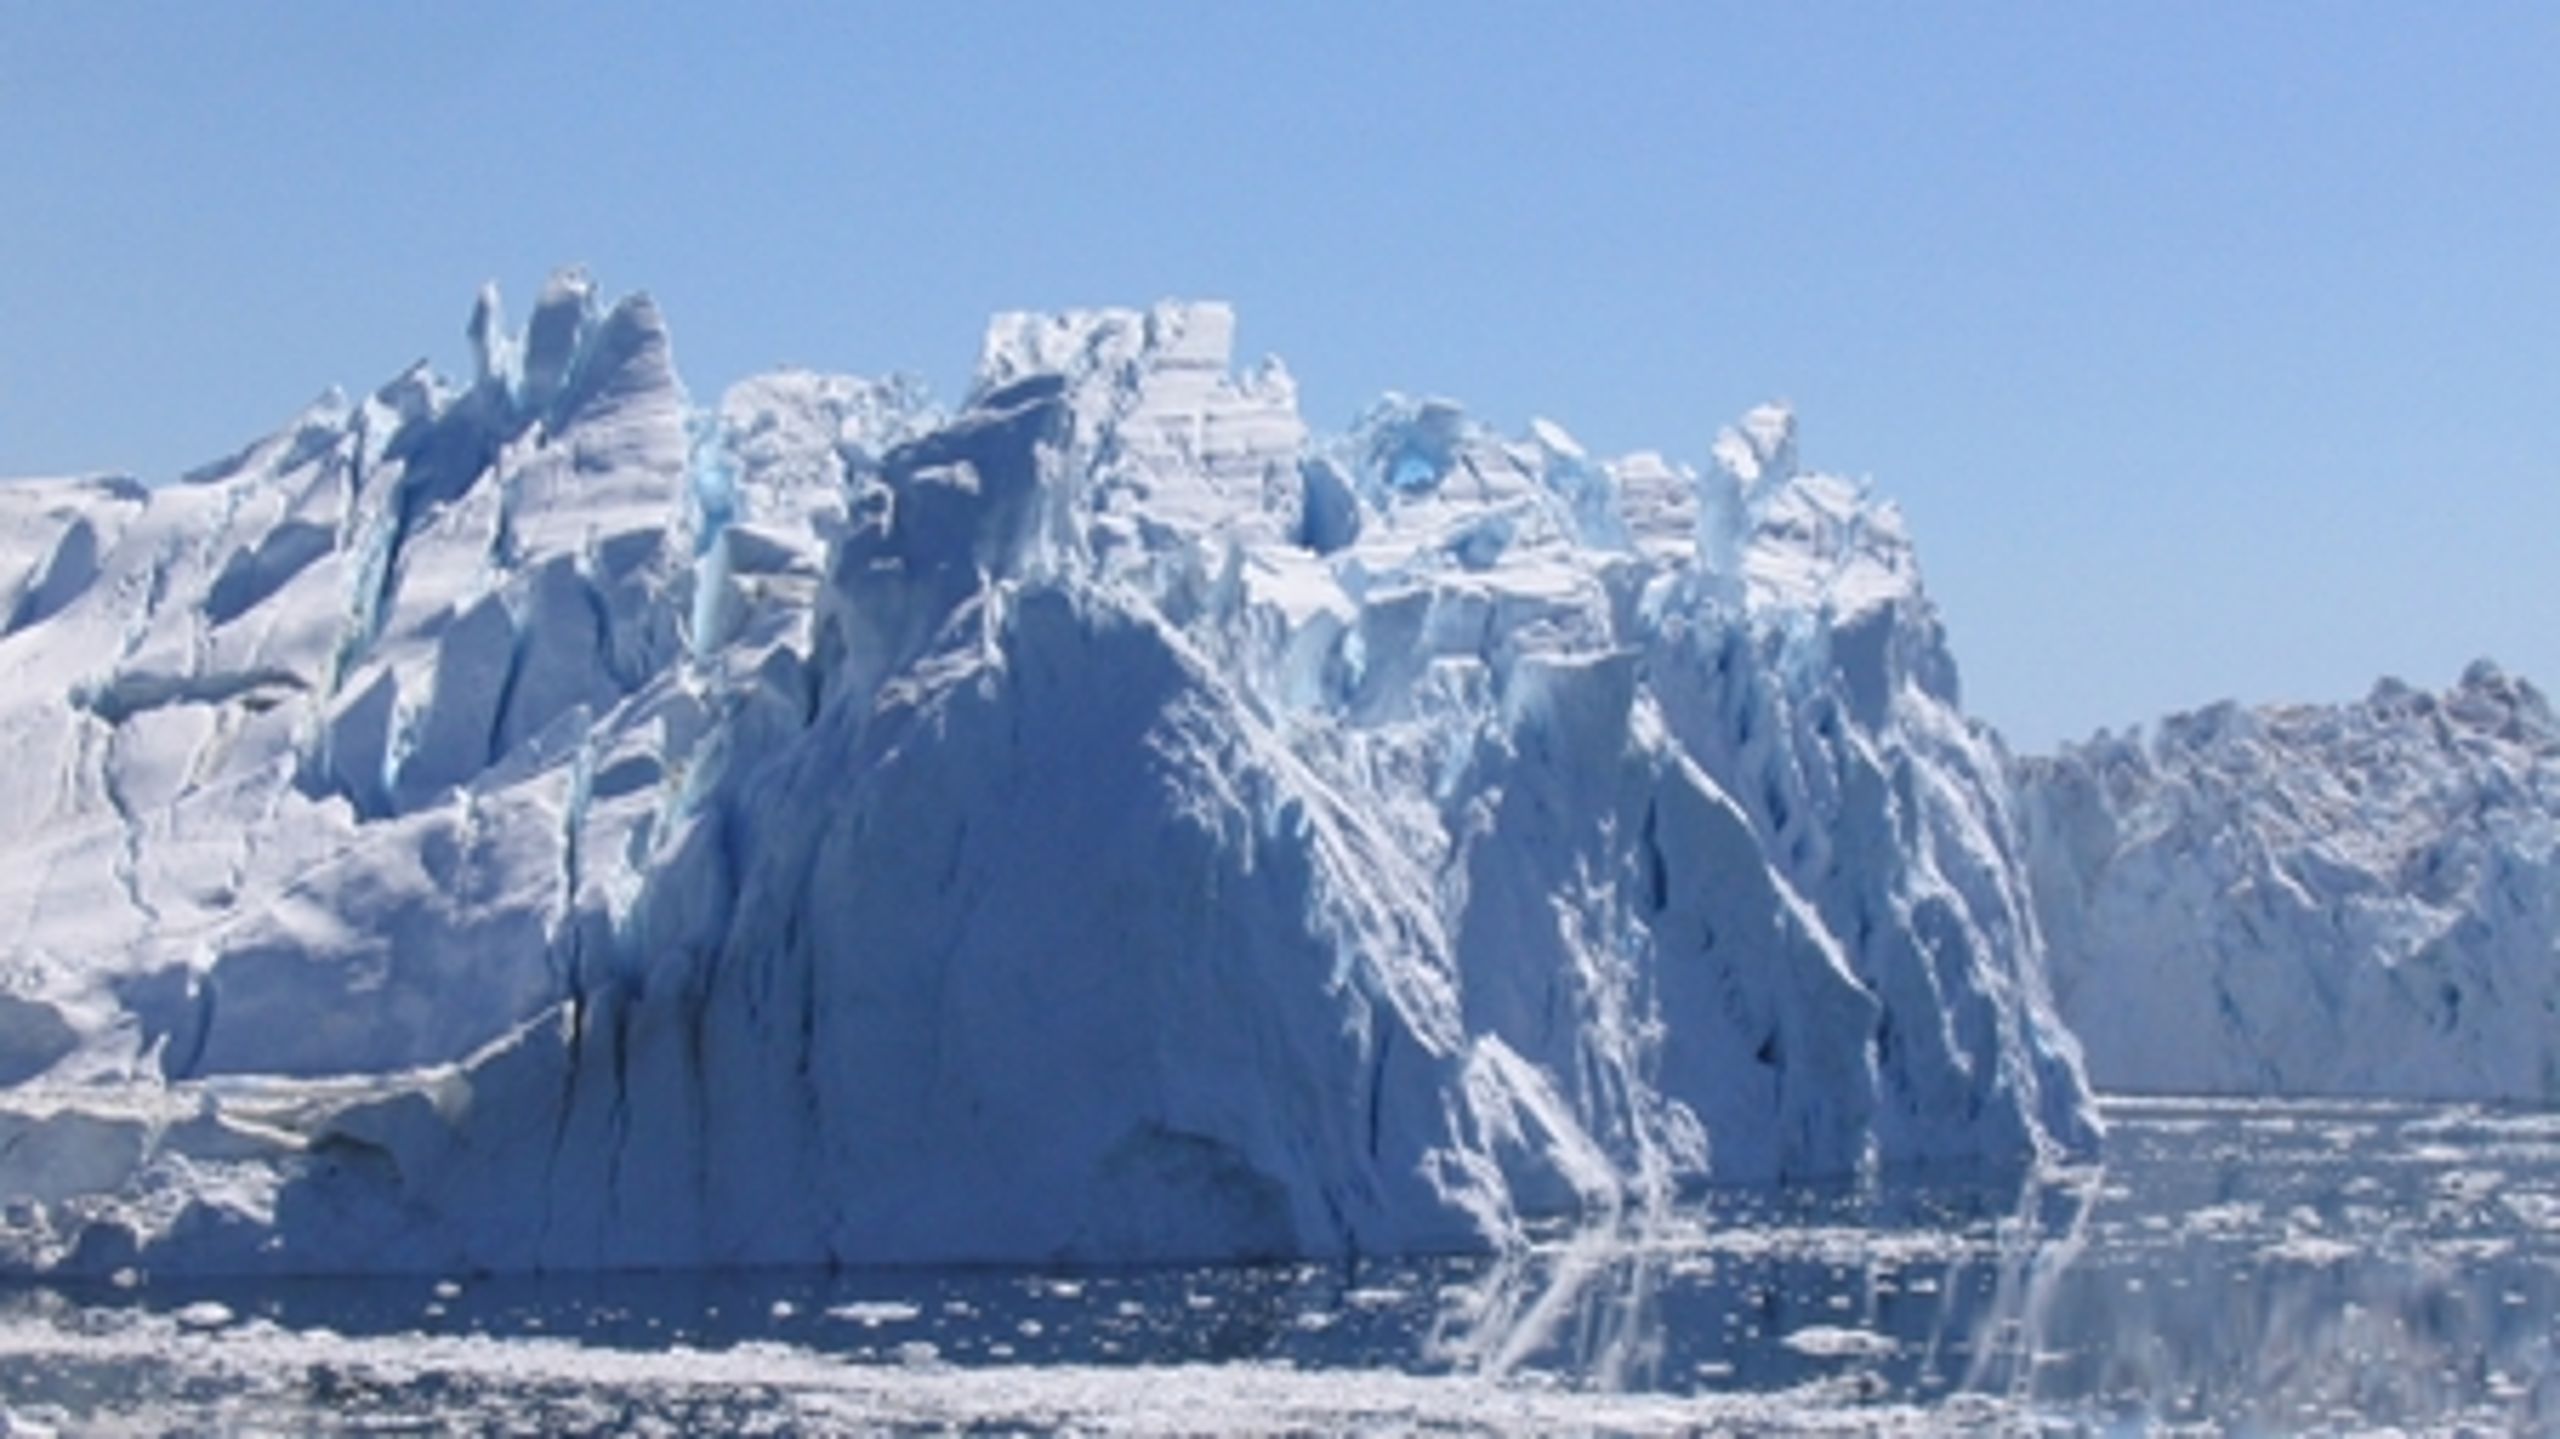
top-left (3, 1098), bottom-right (2556, 1432)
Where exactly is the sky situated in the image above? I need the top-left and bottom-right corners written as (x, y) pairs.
top-left (3, 4), bottom-right (2553, 749)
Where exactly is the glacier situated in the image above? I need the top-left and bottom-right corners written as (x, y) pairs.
top-left (0, 271), bottom-right (2097, 1276)
top-left (2018, 664), bottom-right (2560, 1100)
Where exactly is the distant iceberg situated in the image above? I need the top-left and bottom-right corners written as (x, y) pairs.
top-left (2019, 663), bottom-right (2560, 1100)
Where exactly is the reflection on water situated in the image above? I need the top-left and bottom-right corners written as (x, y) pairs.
top-left (1426, 1174), bottom-right (2097, 1401)
top-left (3, 1098), bottom-right (2559, 1431)
top-left (2032, 1098), bottom-right (2560, 1429)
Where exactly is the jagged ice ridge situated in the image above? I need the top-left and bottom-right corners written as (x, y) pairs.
top-left (0, 272), bottom-right (2096, 1275)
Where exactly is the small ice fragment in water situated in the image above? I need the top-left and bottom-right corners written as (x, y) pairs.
top-left (827, 1301), bottom-right (921, 1328)
top-left (172, 1301), bottom-right (234, 1331)
top-left (1780, 1325), bottom-right (1894, 1359)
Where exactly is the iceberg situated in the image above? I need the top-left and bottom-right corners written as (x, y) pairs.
top-left (2018, 663), bottom-right (2560, 1099)
top-left (0, 274), bottom-right (2095, 1275)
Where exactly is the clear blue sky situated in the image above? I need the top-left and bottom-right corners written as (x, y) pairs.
top-left (4, 4), bottom-right (2554, 748)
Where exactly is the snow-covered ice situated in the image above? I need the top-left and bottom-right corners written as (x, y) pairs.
top-left (0, 274), bottom-right (2095, 1276)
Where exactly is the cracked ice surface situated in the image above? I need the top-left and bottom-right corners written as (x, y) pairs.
top-left (0, 277), bottom-right (2095, 1276)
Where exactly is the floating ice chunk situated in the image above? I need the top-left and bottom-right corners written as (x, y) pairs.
top-left (0, 283), bottom-right (2099, 1281)
top-left (1780, 1324), bottom-right (1893, 1358)
top-left (171, 1301), bottom-right (234, 1331)
top-left (827, 1301), bottom-right (920, 1327)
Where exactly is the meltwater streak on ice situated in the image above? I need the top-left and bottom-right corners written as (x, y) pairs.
top-left (0, 272), bottom-right (2092, 1277)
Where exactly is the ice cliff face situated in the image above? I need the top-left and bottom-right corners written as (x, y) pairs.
top-left (0, 274), bottom-right (2095, 1275)
top-left (2019, 664), bottom-right (2560, 1099)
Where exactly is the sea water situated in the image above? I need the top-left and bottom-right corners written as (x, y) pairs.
top-left (3, 1098), bottom-right (2555, 1432)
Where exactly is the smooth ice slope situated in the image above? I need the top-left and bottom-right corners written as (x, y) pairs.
top-left (2019, 664), bottom-right (2560, 1098)
top-left (0, 276), bottom-right (2094, 1275)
